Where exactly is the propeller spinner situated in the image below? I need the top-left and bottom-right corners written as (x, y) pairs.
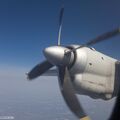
top-left (43, 46), bottom-right (73, 66)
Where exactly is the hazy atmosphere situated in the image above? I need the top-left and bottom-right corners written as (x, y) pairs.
top-left (0, 67), bottom-right (116, 120)
top-left (0, 0), bottom-right (120, 120)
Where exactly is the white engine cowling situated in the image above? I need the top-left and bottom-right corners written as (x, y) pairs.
top-left (68, 45), bottom-right (117, 100)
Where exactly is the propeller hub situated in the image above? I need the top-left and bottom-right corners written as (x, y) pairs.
top-left (43, 46), bottom-right (73, 66)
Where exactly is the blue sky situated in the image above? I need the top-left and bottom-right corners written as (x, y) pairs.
top-left (0, 0), bottom-right (120, 68)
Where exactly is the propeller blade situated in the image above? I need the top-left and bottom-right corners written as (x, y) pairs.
top-left (86, 28), bottom-right (120, 46)
top-left (27, 60), bottom-right (53, 80)
top-left (58, 67), bottom-right (90, 120)
top-left (57, 6), bottom-right (64, 46)
top-left (66, 28), bottom-right (120, 54)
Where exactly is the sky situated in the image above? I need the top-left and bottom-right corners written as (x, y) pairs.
top-left (0, 0), bottom-right (120, 120)
top-left (0, 0), bottom-right (120, 68)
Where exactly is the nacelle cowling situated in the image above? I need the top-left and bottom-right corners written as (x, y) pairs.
top-left (69, 45), bottom-right (118, 100)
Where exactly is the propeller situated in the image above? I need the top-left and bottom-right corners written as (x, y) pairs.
top-left (57, 6), bottom-right (64, 45)
top-left (27, 60), bottom-right (53, 80)
top-left (65, 28), bottom-right (120, 54)
top-left (27, 6), bottom-right (90, 120)
top-left (58, 66), bottom-right (90, 119)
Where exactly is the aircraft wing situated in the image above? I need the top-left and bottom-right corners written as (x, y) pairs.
top-left (42, 69), bottom-right (57, 76)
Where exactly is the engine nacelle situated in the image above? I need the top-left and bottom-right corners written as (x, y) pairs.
top-left (69, 45), bottom-right (119, 100)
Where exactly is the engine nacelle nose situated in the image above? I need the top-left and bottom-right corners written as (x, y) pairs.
top-left (43, 46), bottom-right (73, 66)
